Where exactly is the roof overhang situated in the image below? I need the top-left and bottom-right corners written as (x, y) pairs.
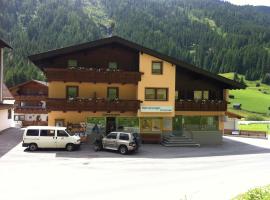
top-left (0, 39), bottom-right (12, 49)
top-left (28, 36), bottom-right (245, 90)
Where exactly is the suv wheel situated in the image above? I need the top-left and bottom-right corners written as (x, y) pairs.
top-left (119, 145), bottom-right (128, 155)
top-left (66, 144), bottom-right (74, 152)
top-left (29, 143), bottom-right (38, 152)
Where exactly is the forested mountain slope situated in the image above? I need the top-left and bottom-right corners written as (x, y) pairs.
top-left (0, 0), bottom-right (270, 86)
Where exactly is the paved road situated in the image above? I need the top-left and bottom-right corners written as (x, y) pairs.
top-left (0, 129), bottom-right (270, 200)
top-left (0, 128), bottom-right (22, 157)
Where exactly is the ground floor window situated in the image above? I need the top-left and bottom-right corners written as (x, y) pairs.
top-left (55, 119), bottom-right (65, 127)
top-left (8, 109), bottom-right (12, 119)
top-left (179, 116), bottom-right (218, 131)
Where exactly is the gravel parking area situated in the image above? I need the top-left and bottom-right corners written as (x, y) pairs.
top-left (1, 128), bottom-right (270, 200)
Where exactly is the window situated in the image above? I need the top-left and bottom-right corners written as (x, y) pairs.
top-left (14, 115), bottom-right (25, 121)
top-left (26, 129), bottom-right (39, 136)
top-left (175, 91), bottom-right (179, 100)
top-left (194, 90), bottom-right (209, 100)
top-left (108, 62), bottom-right (118, 70)
top-left (107, 132), bottom-right (117, 139)
top-left (107, 87), bottom-right (119, 100)
top-left (40, 130), bottom-right (55, 137)
top-left (68, 59), bottom-right (77, 67)
top-left (57, 130), bottom-right (68, 137)
top-left (145, 88), bottom-right (168, 101)
top-left (8, 109), bottom-right (12, 119)
top-left (119, 133), bottom-right (129, 141)
top-left (66, 86), bottom-right (78, 99)
top-left (152, 61), bottom-right (163, 74)
top-left (55, 119), bottom-right (64, 127)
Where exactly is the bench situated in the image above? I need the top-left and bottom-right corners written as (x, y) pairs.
top-left (141, 133), bottom-right (161, 144)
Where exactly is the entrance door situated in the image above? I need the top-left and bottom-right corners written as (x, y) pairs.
top-left (106, 117), bottom-right (116, 134)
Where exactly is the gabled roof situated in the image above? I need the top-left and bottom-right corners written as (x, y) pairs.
top-left (9, 80), bottom-right (48, 91)
top-left (226, 111), bottom-right (243, 119)
top-left (2, 84), bottom-right (14, 100)
top-left (28, 36), bottom-right (245, 89)
top-left (0, 39), bottom-right (12, 49)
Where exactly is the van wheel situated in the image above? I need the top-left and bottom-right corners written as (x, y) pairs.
top-left (29, 143), bottom-right (38, 152)
top-left (66, 144), bottom-right (74, 152)
top-left (119, 145), bottom-right (128, 155)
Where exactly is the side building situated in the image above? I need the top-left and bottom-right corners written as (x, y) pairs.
top-left (0, 39), bottom-right (15, 131)
top-left (28, 36), bottom-right (245, 145)
top-left (9, 80), bottom-right (48, 127)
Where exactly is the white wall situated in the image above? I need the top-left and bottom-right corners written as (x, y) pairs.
top-left (14, 113), bottom-right (48, 121)
top-left (0, 109), bottom-right (13, 131)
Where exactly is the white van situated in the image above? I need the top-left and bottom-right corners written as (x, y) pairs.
top-left (22, 126), bottom-right (81, 151)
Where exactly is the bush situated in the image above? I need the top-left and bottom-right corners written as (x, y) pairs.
top-left (233, 185), bottom-right (270, 200)
top-left (256, 83), bottom-right (260, 87)
top-left (229, 95), bottom-right (234, 99)
top-left (246, 115), bottom-right (264, 121)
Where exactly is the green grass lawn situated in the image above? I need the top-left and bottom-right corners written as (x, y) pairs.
top-left (220, 73), bottom-right (270, 119)
top-left (233, 185), bottom-right (270, 200)
top-left (239, 124), bottom-right (270, 134)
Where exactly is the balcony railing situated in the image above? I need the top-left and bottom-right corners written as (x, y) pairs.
top-left (15, 107), bottom-right (47, 114)
top-left (47, 98), bottom-right (141, 112)
top-left (14, 95), bottom-right (47, 101)
top-left (175, 100), bottom-right (227, 111)
top-left (45, 68), bottom-right (143, 84)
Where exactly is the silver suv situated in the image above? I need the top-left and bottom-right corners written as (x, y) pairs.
top-left (94, 132), bottom-right (140, 154)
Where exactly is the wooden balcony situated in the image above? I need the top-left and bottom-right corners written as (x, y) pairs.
top-left (22, 121), bottom-right (48, 127)
top-left (15, 107), bottom-right (47, 114)
top-left (47, 98), bottom-right (141, 112)
top-left (175, 100), bottom-right (227, 111)
top-left (14, 95), bottom-right (47, 101)
top-left (45, 68), bottom-right (143, 84)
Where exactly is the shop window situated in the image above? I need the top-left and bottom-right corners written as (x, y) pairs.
top-left (107, 87), bottom-right (119, 100)
top-left (152, 118), bottom-right (162, 131)
top-left (182, 116), bottom-right (218, 131)
top-left (68, 59), bottom-right (78, 67)
top-left (141, 118), bottom-right (152, 132)
top-left (141, 118), bottom-right (162, 132)
top-left (152, 61), bottom-right (163, 74)
top-left (163, 118), bottom-right (172, 131)
top-left (145, 88), bottom-right (168, 101)
top-left (66, 86), bottom-right (78, 99)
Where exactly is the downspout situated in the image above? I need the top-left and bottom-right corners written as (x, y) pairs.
top-left (0, 47), bottom-right (3, 103)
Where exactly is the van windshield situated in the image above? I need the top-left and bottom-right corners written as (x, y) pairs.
top-left (65, 129), bottom-right (72, 136)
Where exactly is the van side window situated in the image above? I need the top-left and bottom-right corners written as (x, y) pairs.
top-left (40, 130), bottom-right (55, 137)
top-left (57, 130), bottom-right (68, 137)
top-left (26, 129), bottom-right (39, 136)
top-left (119, 133), bottom-right (129, 140)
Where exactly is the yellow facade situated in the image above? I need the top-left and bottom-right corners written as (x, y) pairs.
top-left (48, 82), bottom-right (137, 99)
top-left (47, 52), bottom-right (225, 133)
top-left (137, 53), bottom-right (176, 117)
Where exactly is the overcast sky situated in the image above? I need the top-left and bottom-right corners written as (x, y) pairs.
top-left (225, 0), bottom-right (270, 6)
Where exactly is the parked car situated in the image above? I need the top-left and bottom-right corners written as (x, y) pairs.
top-left (94, 132), bottom-right (141, 154)
top-left (22, 126), bottom-right (81, 151)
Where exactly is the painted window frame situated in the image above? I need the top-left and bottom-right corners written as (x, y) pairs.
top-left (107, 87), bottom-right (119, 100)
top-left (151, 61), bottom-right (163, 75)
top-left (66, 86), bottom-right (79, 99)
top-left (145, 88), bottom-right (168, 101)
